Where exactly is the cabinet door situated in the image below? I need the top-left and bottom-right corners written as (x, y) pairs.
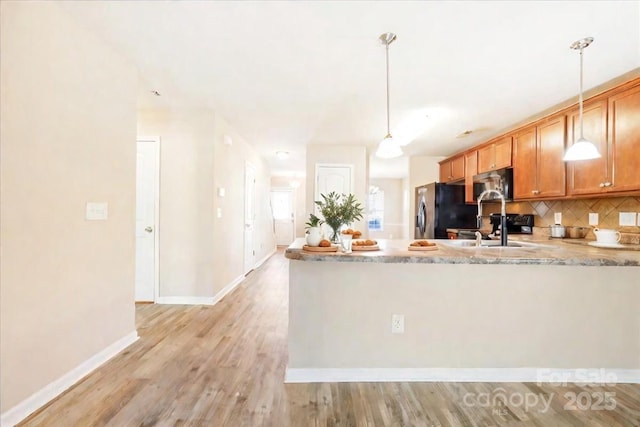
top-left (537, 115), bottom-right (566, 198)
top-left (465, 150), bottom-right (478, 204)
top-left (450, 155), bottom-right (465, 181)
top-left (477, 144), bottom-right (494, 173)
top-left (439, 160), bottom-right (450, 183)
top-left (608, 84), bottom-right (640, 192)
top-left (513, 126), bottom-right (537, 199)
top-left (567, 100), bottom-right (608, 195)
top-left (493, 136), bottom-right (513, 170)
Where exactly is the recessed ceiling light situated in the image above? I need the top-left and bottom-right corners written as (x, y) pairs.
top-left (150, 90), bottom-right (161, 96)
top-left (456, 130), bottom-right (473, 138)
top-left (275, 151), bottom-right (289, 159)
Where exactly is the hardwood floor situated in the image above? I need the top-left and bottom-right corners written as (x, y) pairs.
top-left (20, 250), bottom-right (640, 426)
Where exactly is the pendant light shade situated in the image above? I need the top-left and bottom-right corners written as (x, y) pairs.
top-left (563, 37), bottom-right (601, 162)
top-left (376, 135), bottom-right (403, 158)
top-left (375, 32), bottom-right (403, 159)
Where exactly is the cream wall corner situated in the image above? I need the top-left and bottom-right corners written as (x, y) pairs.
top-left (1, 0), bottom-right (137, 416)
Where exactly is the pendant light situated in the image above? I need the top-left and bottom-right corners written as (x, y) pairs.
top-left (563, 37), bottom-right (601, 161)
top-left (375, 32), bottom-right (403, 159)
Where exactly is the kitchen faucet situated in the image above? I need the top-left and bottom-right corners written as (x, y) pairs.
top-left (477, 189), bottom-right (508, 246)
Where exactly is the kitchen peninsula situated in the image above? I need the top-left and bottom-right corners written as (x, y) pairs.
top-left (284, 238), bottom-right (640, 383)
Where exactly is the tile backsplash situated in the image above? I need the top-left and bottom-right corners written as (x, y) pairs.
top-left (483, 196), bottom-right (640, 243)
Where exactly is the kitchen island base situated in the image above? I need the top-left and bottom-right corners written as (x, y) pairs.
top-left (287, 259), bottom-right (640, 383)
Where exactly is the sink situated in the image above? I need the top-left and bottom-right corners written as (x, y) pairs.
top-left (440, 240), bottom-right (550, 249)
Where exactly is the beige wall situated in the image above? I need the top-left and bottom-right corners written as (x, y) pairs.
top-left (271, 177), bottom-right (306, 238)
top-left (212, 114), bottom-right (275, 291)
top-left (408, 156), bottom-right (444, 238)
top-left (305, 145), bottom-right (369, 234)
top-left (1, 1), bottom-right (137, 411)
top-left (369, 178), bottom-right (404, 240)
top-left (137, 110), bottom-right (276, 298)
top-left (289, 261), bottom-right (640, 369)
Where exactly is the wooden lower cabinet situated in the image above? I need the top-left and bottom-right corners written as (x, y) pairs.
top-left (513, 116), bottom-right (566, 200)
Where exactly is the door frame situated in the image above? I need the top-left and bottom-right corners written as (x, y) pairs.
top-left (136, 136), bottom-right (161, 302)
top-left (271, 186), bottom-right (296, 246)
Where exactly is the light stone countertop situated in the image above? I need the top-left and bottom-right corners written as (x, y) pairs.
top-left (284, 237), bottom-right (640, 266)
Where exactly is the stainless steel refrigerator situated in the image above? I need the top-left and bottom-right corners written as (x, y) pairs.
top-left (415, 183), bottom-right (478, 239)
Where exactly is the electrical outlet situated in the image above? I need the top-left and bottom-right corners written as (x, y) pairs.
top-left (589, 213), bottom-right (599, 226)
top-left (391, 314), bottom-right (404, 334)
top-left (619, 212), bottom-right (636, 226)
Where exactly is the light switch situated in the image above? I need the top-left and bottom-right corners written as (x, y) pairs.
top-left (217, 208), bottom-right (222, 218)
top-left (86, 202), bottom-right (108, 220)
top-left (554, 212), bottom-right (562, 224)
top-left (589, 213), bottom-right (599, 226)
top-left (619, 212), bottom-right (636, 226)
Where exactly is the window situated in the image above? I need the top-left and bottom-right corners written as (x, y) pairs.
top-left (368, 186), bottom-right (384, 231)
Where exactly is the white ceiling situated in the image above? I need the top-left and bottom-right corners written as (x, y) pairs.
top-left (59, 1), bottom-right (640, 178)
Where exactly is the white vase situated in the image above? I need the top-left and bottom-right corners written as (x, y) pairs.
top-left (306, 227), bottom-right (322, 246)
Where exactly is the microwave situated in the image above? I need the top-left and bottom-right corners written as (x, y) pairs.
top-left (472, 168), bottom-right (514, 201)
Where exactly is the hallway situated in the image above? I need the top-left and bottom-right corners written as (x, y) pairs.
top-left (20, 250), bottom-right (640, 426)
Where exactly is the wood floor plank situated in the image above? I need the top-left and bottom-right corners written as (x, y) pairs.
top-left (17, 250), bottom-right (640, 426)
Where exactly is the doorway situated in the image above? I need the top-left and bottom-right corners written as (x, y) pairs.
top-left (271, 189), bottom-right (295, 246)
top-left (135, 137), bottom-right (160, 302)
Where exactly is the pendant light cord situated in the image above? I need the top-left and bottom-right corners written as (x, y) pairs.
top-left (385, 41), bottom-right (391, 137)
top-left (579, 47), bottom-right (585, 140)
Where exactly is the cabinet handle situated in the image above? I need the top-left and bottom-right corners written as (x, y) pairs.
top-left (605, 182), bottom-right (612, 187)
top-left (531, 190), bottom-right (540, 195)
top-left (599, 183), bottom-right (605, 188)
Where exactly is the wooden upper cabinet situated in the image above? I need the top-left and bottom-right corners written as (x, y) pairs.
top-left (513, 126), bottom-right (538, 199)
top-left (439, 155), bottom-right (465, 183)
top-left (536, 115), bottom-right (567, 198)
top-left (464, 150), bottom-right (478, 204)
top-left (477, 136), bottom-right (512, 173)
top-left (513, 115), bottom-right (566, 200)
top-left (608, 83), bottom-right (640, 192)
top-left (567, 99), bottom-right (609, 195)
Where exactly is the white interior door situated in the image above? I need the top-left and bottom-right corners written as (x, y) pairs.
top-left (315, 165), bottom-right (353, 201)
top-left (244, 163), bottom-right (256, 274)
top-left (271, 189), bottom-right (294, 246)
top-left (135, 138), bottom-right (160, 302)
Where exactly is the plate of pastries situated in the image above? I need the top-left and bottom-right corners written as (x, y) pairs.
top-left (352, 239), bottom-right (379, 251)
top-left (341, 228), bottom-right (362, 238)
top-left (408, 240), bottom-right (438, 251)
top-left (303, 239), bottom-right (338, 252)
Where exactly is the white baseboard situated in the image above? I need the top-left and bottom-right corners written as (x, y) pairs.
top-left (156, 272), bottom-right (249, 307)
top-left (155, 296), bottom-right (215, 305)
top-left (211, 274), bottom-right (245, 305)
top-left (254, 247), bottom-right (276, 270)
top-left (285, 368), bottom-right (640, 384)
top-left (1, 331), bottom-right (139, 427)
